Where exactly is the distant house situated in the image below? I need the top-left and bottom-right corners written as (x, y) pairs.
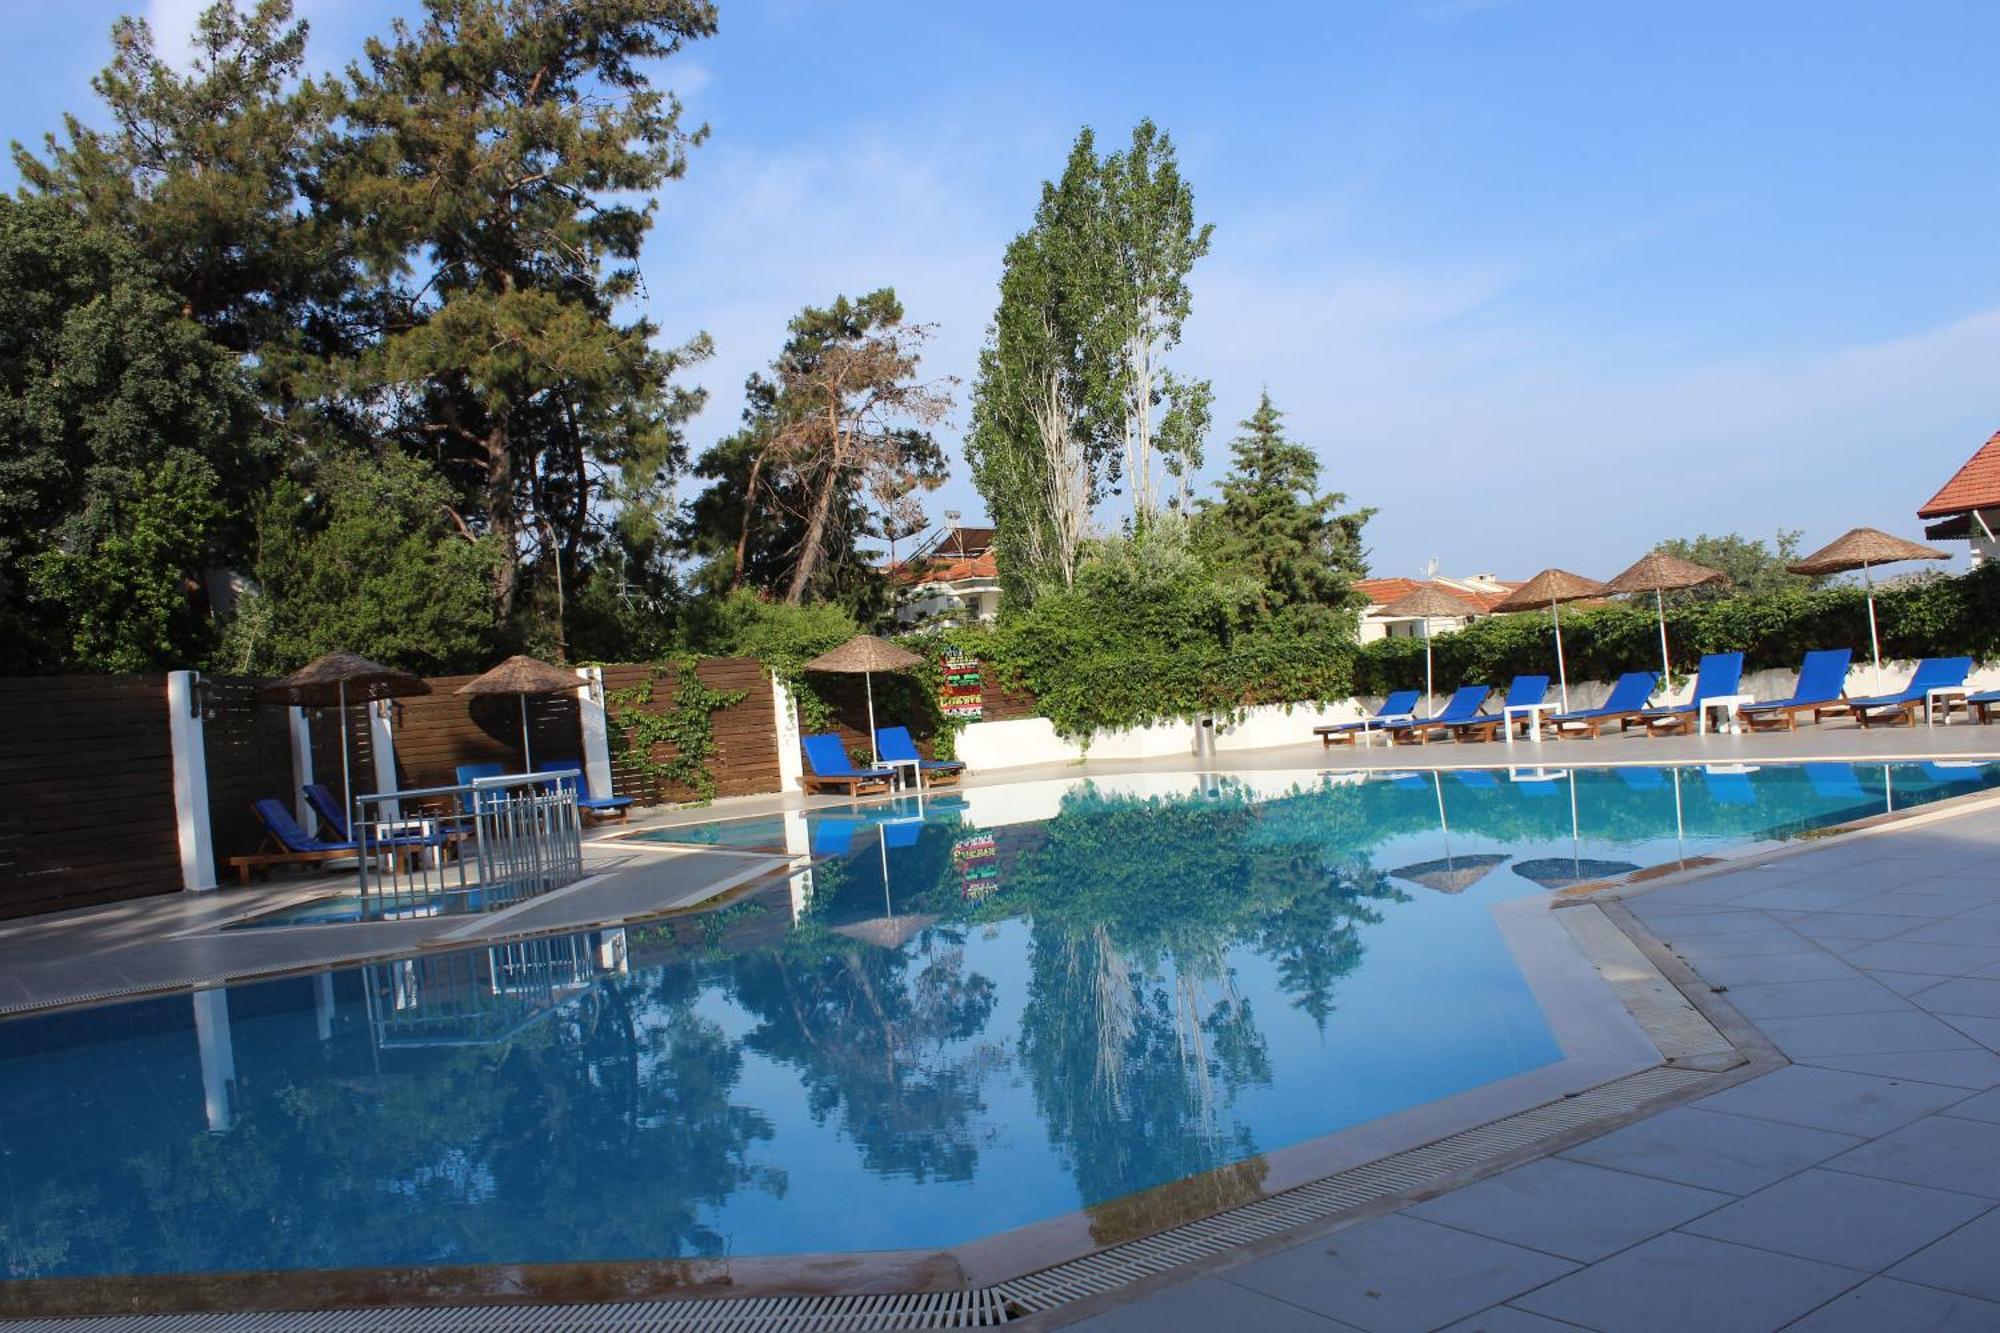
top-left (1919, 428), bottom-right (2000, 565)
top-left (886, 522), bottom-right (1001, 627)
top-left (1354, 574), bottom-right (1523, 643)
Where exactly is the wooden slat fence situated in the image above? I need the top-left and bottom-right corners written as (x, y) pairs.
top-left (601, 658), bottom-right (780, 803)
top-left (0, 675), bottom-right (182, 919)
top-left (393, 675), bottom-right (584, 790)
top-left (202, 676), bottom-right (298, 863)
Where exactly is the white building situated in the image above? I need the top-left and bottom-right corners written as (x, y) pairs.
top-left (1354, 573), bottom-right (1522, 642)
top-left (886, 523), bottom-right (1002, 628)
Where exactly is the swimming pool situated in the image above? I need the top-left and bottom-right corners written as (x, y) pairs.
top-left (1, 761), bottom-right (1991, 1283)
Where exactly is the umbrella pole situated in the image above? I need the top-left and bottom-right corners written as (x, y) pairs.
top-left (1433, 771), bottom-right (1450, 865)
top-left (1670, 766), bottom-right (1685, 862)
top-left (865, 671), bottom-right (879, 766)
top-left (1655, 587), bottom-right (1673, 692)
top-left (1863, 561), bottom-right (1883, 694)
top-left (1569, 769), bottom-right (1580, 877)
top-left (338, 679), bottom-right (353, 827)
top-left (519, 694), bottom-right (533, 772)
top-left (1551, 600), bottom-right (1570, 712)
top-left (1423, 618), bottom-right (1435, 717)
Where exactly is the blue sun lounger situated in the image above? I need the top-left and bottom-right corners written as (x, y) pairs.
top-left (1847, 657), bottom-right (1973, 728)
top-left (1546, 672), bottom-right (1658, 739)
top-left (230, 798), bottom-right (443, 885)
top-left (1390, 685), bottom-right (1495, 745)
top-left (802, 734), bottom-right (897, 797)
top-left (303, 782), bottom-right (353, 841)
top-left (536, 758), bottom-right (634, 821)
top-left (1967, 690), bottom-right (2000, 725)
top-left (875, 726), bottom-right (965, 788)
top-left (1443, 675), bottom-right (1551, 743)
top-left (1316, 690), bottom-right (1422, 746)
top-left (1635, 653), bottom-right (1744, 735)
top-left (1739, 649), bottom-right (1853, 731)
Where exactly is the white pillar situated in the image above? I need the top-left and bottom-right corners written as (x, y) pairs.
top-left (773, 673), bottom-right (805, 794)
top-left (288, 705), bottom-right (317, 835)
top-left (369, 698), bottom-right (400, 821)
top-left (192, 987), bottom-right (236, 1134)
top-left (576, 666), bottom-right (614, 799)
top-left (167, 670), bottom-right (217, 892)
top-left (313, 971), bottom-right (335, 1043)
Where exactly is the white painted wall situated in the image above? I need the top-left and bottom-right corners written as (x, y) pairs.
top-left (166, 670), bottom-right (217, 892)
top-left (575, 667), bottom-right (614, 800)
top-left (772, 675), bottom-right (805, 793)
top-left (949, 656), bottom-right (2000, 774)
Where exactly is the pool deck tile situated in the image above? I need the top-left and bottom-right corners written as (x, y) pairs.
top-left (1712, 975), bottom-right (1911, 1020)
top-left (1751, 1008), bottom-right (1980, 1059)
top-left (1403, 1158), bottom-right (1731, 1262)
top-left (1554, 1105), bottom-right (1861, 1195)
top-left (1824, 1111), bottom-right (2000, 1199)
top-left (1688, 1064), bottom-right (1972, 1137)
top-left (1678, 1168), bottom-right (1990, 1269)
top-left (1506, 1232), bottom-right (1865, 1333)
top-left (1884, 1207), bottom-right (2000, 1303)
top-left (1063, 1275), bottom-right (1364, 1332)
top-left (1783, 1276), bottom-right (2000, 1333)
top-left (1218, 1215), bottom-right (1577, 1333)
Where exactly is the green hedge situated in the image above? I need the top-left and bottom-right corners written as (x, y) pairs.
top-left (1351, 567), bottom-right (2000, 695)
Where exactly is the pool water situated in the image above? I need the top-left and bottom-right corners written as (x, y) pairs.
top-left (1, 761), bottom-right (1991, 1281)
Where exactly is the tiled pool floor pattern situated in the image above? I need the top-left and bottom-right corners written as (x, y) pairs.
top-left (1048, 808), bottom-right (2000, 1332)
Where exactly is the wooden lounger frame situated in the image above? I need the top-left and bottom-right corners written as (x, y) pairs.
top-left (802, 772), bottom-right (894, 797)
top-left (226, 833), bottom-right (426, 886)
top-left (1737, 698), bottom-right (1847, 732)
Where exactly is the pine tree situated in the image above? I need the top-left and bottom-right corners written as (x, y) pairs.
top-left (1198, 391), bottom-right (1371, 617)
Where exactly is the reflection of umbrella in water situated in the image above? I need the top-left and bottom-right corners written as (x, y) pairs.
top-left (1388, 772), bottom-right (1511, 894)
top-left (1788, 528), bottom-right (1949, 693)
top-left (829, 819), bottom-right (936, 949)
top-left (1514, 857), bottom-right (1642, 889)
top-left (260, 652), bottom-right (432, 820)
top-left (1492, 569), bottom-right (1608, 712)
top-left (456, 655), bottom-right (582, 772)
top-left (804, 635), bottom-right (925, 766)
top-left (1390, 853), bottom-right (1511, 895)
top-left (1604, 552), bottom-right (1728, 692)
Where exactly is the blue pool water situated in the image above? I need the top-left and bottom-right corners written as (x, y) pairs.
top-left (1, 761), bottom-right (1992, 1281)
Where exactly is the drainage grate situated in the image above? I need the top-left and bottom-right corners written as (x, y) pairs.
top-left (992, 1063), bottom-right (1711, 1316)
top-left (0, 1291), bottom-right (1010, 1332)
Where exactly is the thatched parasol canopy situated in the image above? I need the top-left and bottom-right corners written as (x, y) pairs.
top-left (1492, 569), bottom-right (1608, 711)
top-left (1788, 528), bottom-right (1948, 577)
top-left (258, 652), bottom-right (432, 818)
top-left (455, 655), bottom-right (582, 697)
top-left (1493, 569), bottom-right (1606, 612)
top-left (1377, 584), bottom-right (1477, 620)
top-left (832, 914), bottom-right (941, 950)
top-left (1512, 857), bottom-right (1642, 889)
top-left (1604, 552), bottom-right (1728, 595)
top-left (804, 635), bottom-right (924, 674)
top-left (1389, 853), bottom-right (1510, 895)
top-left (258, 652), bottom-right (431, 707)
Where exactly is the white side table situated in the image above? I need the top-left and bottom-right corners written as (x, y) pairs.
top-left (1698, 694), bottom-right (1754, 735)
top-left (1503, 701), bottom-right (1556, 743)
top-left (1925, 686), bottom-right (1969, 725)
top-left (884, 758), bottom-right (920, 789)
top-left (1359, 714), bottom-right (1414, 747)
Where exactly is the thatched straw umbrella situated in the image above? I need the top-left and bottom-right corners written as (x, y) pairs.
top-left (1378, 584), bottom-right (1477, 713)
top-left (456, 655), bottom-right (582, 772)
top-left (1513, 857), bottom-right (1642, 890)
top-left (1788, 528), bottom-right (1949, 692)
top-left (260, 653), bottom-right (432, 818)
top-left (1492, 569), bottom-right (1608, 711)
top-left (1390, 853), bottom-right (1510, 895)
top-left (1604, 552), bottom-right (1728, 692)
top-left (804, 635), bottom-right (924, 765)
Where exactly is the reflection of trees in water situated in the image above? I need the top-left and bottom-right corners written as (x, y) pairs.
top-left (721, 858), bottom-right (1002, 1183)
top-left (1003, 787), bottom-right (1403, 1207)
top-left (0, 949), bottom-right (783, 1278)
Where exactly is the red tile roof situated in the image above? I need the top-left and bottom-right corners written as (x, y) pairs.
top-left (1356, 578), bottom-right (1522, 614)
top-left (889, 550), bottom-right (999, 586)
top-left (1919, 429), bottom-right (2000, 518)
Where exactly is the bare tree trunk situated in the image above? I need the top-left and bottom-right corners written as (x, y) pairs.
top-left (486, 418), bottom-right (518, 617)
top-left (786, 435), bottom-right (843, 605)
top-left (731, 445), bottom-right (770, 591)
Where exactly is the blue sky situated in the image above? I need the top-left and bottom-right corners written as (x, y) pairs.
top-left (8, 1), bottom-right (1998, 580)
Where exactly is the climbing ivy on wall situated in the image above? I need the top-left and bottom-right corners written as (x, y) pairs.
top-left (606, 657), bottom-right (748, 804)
